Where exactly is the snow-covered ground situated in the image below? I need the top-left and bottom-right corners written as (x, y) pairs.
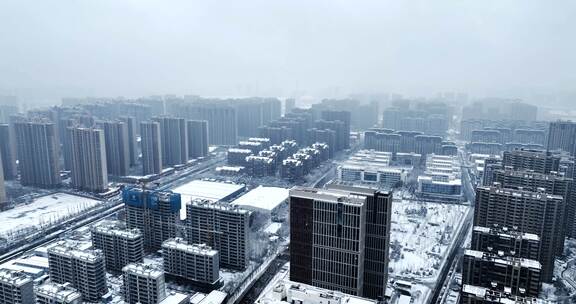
top-left (388, 199), bottom-right (469, 281)
top-left (0, 193), bottom-right (102, 240)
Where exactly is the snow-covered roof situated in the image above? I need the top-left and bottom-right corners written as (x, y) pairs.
top-left (173, 180), bottom-right (245, 202)
top-left (36, 282), bottom-right (82, 301)
top-left (264, 222), bottom-right (283, 235)
top-left (231, 186), bottom-right (288, 212)
top-left (198, 290), bottom-right (227, 304)
top-left (173, 180), bottom-right (245, 219)
top-left (92, 221), bottom-right (142, 239)
top-left (0, 269), bottom-right (32, 286)
top-left (48, 243), bottom-right (103, 263)
top-left (162, 238), bottom-right (218, 257)
top-left (464, 249), bottom-right (541, 269)
top-left (159, 292), bottom-right (190, 304)
top-left (123, 263), bottom-right (163, 279)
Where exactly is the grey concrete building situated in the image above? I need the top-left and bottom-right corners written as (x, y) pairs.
top-left (67, 127), bottom-right (108, 192)
top-left (186, 200), bottom-right (250, 270)
top-left (474, 186), bottom-right (563, 282)
top-left (101, 121), bottom-right (130, 176)
top-left (491, 168), bottom-right (574, 251)
top-left (162, 238), bottom-right (219, 285)
top-left (321, 110), bottom-right (351, 150)
top-left (471, 226), bottom-right (540, 261)
top-left (460, 284), bottom-right (544, 304)
top-left (91, 221), bottom-right (144, 272)
top-left (0, 153), bottom-right (5, 206)
top-left (120, 116), bottom-right (138, 166)
top-left (141, 121), bottom-right (163, 175)
top-left (153, 117), bottom-right (188, 166)
top-left (122, 263), bottom-right (166, 304)
top-left (14, 120), bottom-right (61, 188)
top-left (0, 269), bottom-right (35, 304)
top-left (547, 120), bottom-right (576, 156)
top-left (182, 103), bottom-right (237, 145)
top-left (0, 124), bottom-right (17, 180)
top-left (187, 120), bottom-right (209, 159)
top-left (502, 149), bottom-right (560, 174)
top-left (462, 249), bottom-right (542, 297)
top-left (35, 282), bottom-right (82, 304)
top-left (47, 243), bottom-right (107, 302)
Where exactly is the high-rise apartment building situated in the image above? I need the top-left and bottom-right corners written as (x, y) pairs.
top-left (67, 127), bottom-right (108, 192)
top-left (321, 110), bottom-right (351, 150)
top-left (162, 238), bottom-right (220, 285)
top-left (101, 121), bottom-right (130, 176)
top-left (35, 282), bottom-right (82, 304)
top-left (174, 102), bottom-right (237, 146)
top-left (0, 153), bottom-right (5, 205)
top-left (547, 121), bottom-right (576, 156)
top-left (0, 269), bottom-right (35, 304)
top-left (14, 120), bottom-right (61, 188)
top-left (120, 116), bottom-right (138, 166)
top-left (289, 186), bottom-right (392, 300)
top-left (471, 226), bottom-right (540, 261)
top-left (474, 186), bottom-right (563, 282)
top-left (123, 187), bottom-right (181, 251)
top-left (141, 121), bottom-right (163, 175)
top-left (91, 221), bottom-right (144, 272)
top-left (153, 117), bottom-right (188, 166)
top-left (122, 263), bottom-right (167, 304)
top-left (47, 243), bottom-right (107, 302)
top-left (502, 149), bottom-right (560, 174)
top-left (186, 200), bottom-right (250, 270)
top-left (0, 124), bottom-right (16, 180)
top-left (462, 250), bottom-right (542, 297)
top-left (285, 98), bottom-right (296, 114)
top-left (492, 168), bottom-right (574, 251)
top-left (187, 120), bottom-right (209, 159)
top-left (460, 284), bottom-right (544, 304)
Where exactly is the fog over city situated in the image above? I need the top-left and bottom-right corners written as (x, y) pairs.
top-left (1, 0), bottom-right (575, 105)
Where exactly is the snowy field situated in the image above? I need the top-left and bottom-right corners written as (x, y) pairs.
top-left (0, 193), bottom-right (102, 240)
top-left (388, 199), bottom-right (469, 280)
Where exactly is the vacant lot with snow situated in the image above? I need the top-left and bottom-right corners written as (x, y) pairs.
top-left (389, 199), bottom-right (469, 280)
top-left (0, 193), bottom-right (102, 240)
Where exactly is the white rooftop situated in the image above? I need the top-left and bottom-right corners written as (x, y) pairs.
top-left (36, 282), bottom-right (82, 301)
top-left (231, 186), bottom-right (289, 212)
top-left (0, 268), bottom-right (32, 286)
top-left (162, 238), bottom-right (218, 257)
top-left (159, 291), bottom-right (190, 304)
top-left (198, 290), bottom-right (227, 304)
top-left (173, 180), bottom-right (245, 219)
top-left (123, 263), bottom-right (164, 279)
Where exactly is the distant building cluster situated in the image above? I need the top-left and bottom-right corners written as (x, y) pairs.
top-left (364, 128), bottom-right (457, 156)
top-left (382, 101), bottom-right (452, 136)
top-left (225, 137), bottom-right (330, 181)
top-left (258, 108), bottom-right (351, 155)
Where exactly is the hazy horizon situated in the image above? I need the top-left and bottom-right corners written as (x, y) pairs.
top-left (1, 0), bottom-right (575, 106)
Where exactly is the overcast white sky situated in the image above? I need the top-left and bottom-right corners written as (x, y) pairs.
top-left (0, 0), bottom-right (575, 103)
